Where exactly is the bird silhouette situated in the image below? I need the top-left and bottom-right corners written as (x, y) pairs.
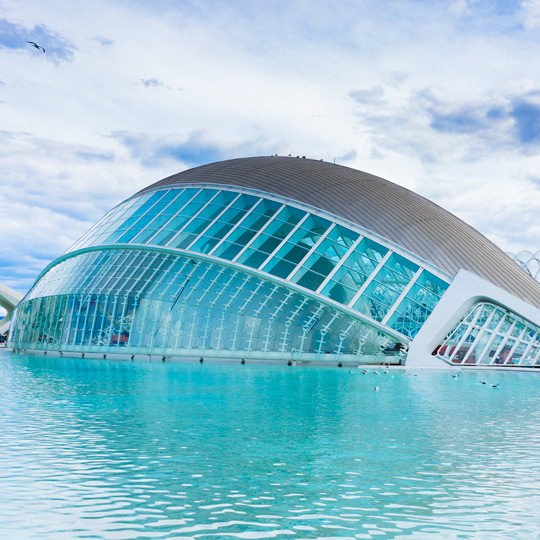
top-left (26, 41), bottom-right (45, 53)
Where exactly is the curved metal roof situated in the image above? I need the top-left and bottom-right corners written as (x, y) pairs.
top-left (140, 156), bottom-right (540, 308)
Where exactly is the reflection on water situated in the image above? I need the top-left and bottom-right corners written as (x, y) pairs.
top-left (1, 351), bottom-right (540, 539)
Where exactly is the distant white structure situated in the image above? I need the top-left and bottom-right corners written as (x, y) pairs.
top-left (507, 250), bottom-right (540, 283)
top-left (0, 284), bottom-right (23, 335)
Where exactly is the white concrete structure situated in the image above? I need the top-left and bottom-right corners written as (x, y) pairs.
top-left (0, 283), bottom-right (23, 335)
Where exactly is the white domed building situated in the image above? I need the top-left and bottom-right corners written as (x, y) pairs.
top-left (10, 157), bottom-right (540, 368)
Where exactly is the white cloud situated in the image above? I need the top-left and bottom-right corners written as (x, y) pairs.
top-left (521, 0), bottom-right (540, 28)
top-left (1, 0), bottom-right (540, 293)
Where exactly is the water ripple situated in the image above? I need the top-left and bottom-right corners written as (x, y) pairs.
top-left (2, 353), bottom-right (540, 539)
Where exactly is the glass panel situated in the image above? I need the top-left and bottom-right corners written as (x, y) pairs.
top-left (354, 295), bottom-right (390, 322)
top-left (236, 249), bottom-right (269, 269)
top-left (261, 219), bottom-right (296, 241)
top-left (495, 339), bottom-right (515, 364)
top-left (192, 189), bottom-right (218, 203)
top-left (216, 207), bottom-right (250, 227)
top-left (237, 234), bottom-right (281, 258)
top-left (231, 194), bottom-right (259, 210)
top-left (322, 265), bottom-right (367, 293)
top-left (273, 206), bottom-right (307, 225)
top-left (321, 280), bottom-right (357, 304)
top-left (267, 242), bottom-right (310, 267)
top-left (511, 322), bottom-right (525, 338)
top-left (250, 198), bottom-right (282, 217)
top-left (294, 269), bottom-right (326, 291)
top-left (239, 213), bottom-right (275, 232)
top-left (212, 241), bottom-right (244, 261)
top-left (480, 335), bottom-right (503, 364)
top-left (487, 309), bottom-right (505, 330)
top-left (264, 258), bottom-right (297, 279)
top-left (326, 225), bottom-right (359, 248)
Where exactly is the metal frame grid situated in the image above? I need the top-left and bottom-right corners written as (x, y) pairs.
top-left (436, 302), bottom-right (540, 367)
top-left (59, 186), bottom-right (450, 340)
top-left (10, 250), bottom-right (401, 362)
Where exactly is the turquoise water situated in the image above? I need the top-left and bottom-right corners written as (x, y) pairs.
top-left (1, 352), bottom-right (540, 539)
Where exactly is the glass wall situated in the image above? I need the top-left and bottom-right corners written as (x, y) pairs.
top-left (436, 302), bottom-right (540, 366)
top-left (66, 186), bottom-right (450, 339)
top-left (10, 249), bottom-right (402, 362)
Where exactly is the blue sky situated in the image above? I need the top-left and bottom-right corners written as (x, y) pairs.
top-left (2, 0), bottom-right (540, 299)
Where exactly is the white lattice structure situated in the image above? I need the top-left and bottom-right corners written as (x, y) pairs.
top-left (507, 250), bottom-right (540, 282)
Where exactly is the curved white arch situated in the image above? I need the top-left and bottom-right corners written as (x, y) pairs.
top-left (0, 284), bottom-right (23, 335)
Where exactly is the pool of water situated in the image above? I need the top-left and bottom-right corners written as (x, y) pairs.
top-left (1, 351), bottom-right (540, 539)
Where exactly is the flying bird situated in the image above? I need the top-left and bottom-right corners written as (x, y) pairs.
top-left (26, 41), bottom-right (45, 53)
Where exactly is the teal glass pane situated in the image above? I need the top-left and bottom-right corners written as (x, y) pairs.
top-left (326, 225), bottom-right (359, 248)
top-left (240, 233), bottom-right (281, 256)
top-left (415, 271), bottom-right (448, 298)
top-left (511, 321), bottom-right (525, 338)
top-left (231, 194), bottom-right (259, 210)
top-left (268, 242), bottom-right (309, 267)
top-left (354, 294), bottom-right (390, 322)
top-left (174, 188), bottom-right (199, 202)
top-left (221, 227), bottom-right (257, 247)
top-left (487, 309), bottom-right (505, 330)
top-left (169, 231), bottom-right (198, 249)
top-left (197, 203), bottom-right (228, 222)
top-left (321, 280), bottom-right (357, 304)
top-left (273, 206), bottom-right (307, 225)
top-left (212, 241), bottom-right (244, 260)
top-left (159, 190), bottom-right (181, 204)
top-left (390, 297), bottom-right (432, 327)
top-left (145, 190), bottom-right (169, 205)
top-left (192, 189), bottom-right (218, 203)
top-left (181, 217), bottom-right (210, 236)
top-left (300, 252), bottom-right (337, 276)
top-left (131, 228), bottom-right (159, 244)
top-left (217, 207), bottom-right (250, 226)
top-left (190, 236), bottom-right (219, 254)
top-left (210, 190), bottom-right (239, 206)
top-left (294, 268), bottom-right (326, 291)
top-left (476, 304), bottom-right (494, 326)
top-left (498, 315), bottom-right (515, 335)
top-left (239, 213), bottom-right (274, 232)
top-left (262, 219), bottom-right (296, 241)
top-left (199, 221), bottom-right (234, 242)
top-left (163, 215), bottom-right (192, 232)
top-left (388, 312), bottom-right (423, 338)
top-left (103, 230), bottom-right (125, 244)
top-left (250, 198), bottom-right (282, 217)
top-left (314, 238), bottom-right (349, 263)
top-left (322, 265), bottom-right (367, 294)
top-left (355, 237), bottom-right (388, 264)
top-left (116, 228), bottom-right (141, 244)
top-left (143, 214), bottom-right (174, 233)
top-left (236, 249), bottom-right (269, 269)
top-left (178, 201), bottom-right (206, 217)
top-left (264, 258), bottom-right (297, 279)
top-left (342, 248), bottom-right (380, 278)
top-left (117, 215), bottom-right (144, 232)
top-left (162, 200), bottom-right (187, 216)
top-left (146, 200), bottom-right (171, 217)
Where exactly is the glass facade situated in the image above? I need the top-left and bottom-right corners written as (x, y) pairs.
top-left (66, 186), bottom-right (449, 338)
top-left (10, 250), bottom-right (400, 362)
top-left (11, 184), bottom-right (452, 362)
top-left (436, 302), bottom-right (540, 367)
